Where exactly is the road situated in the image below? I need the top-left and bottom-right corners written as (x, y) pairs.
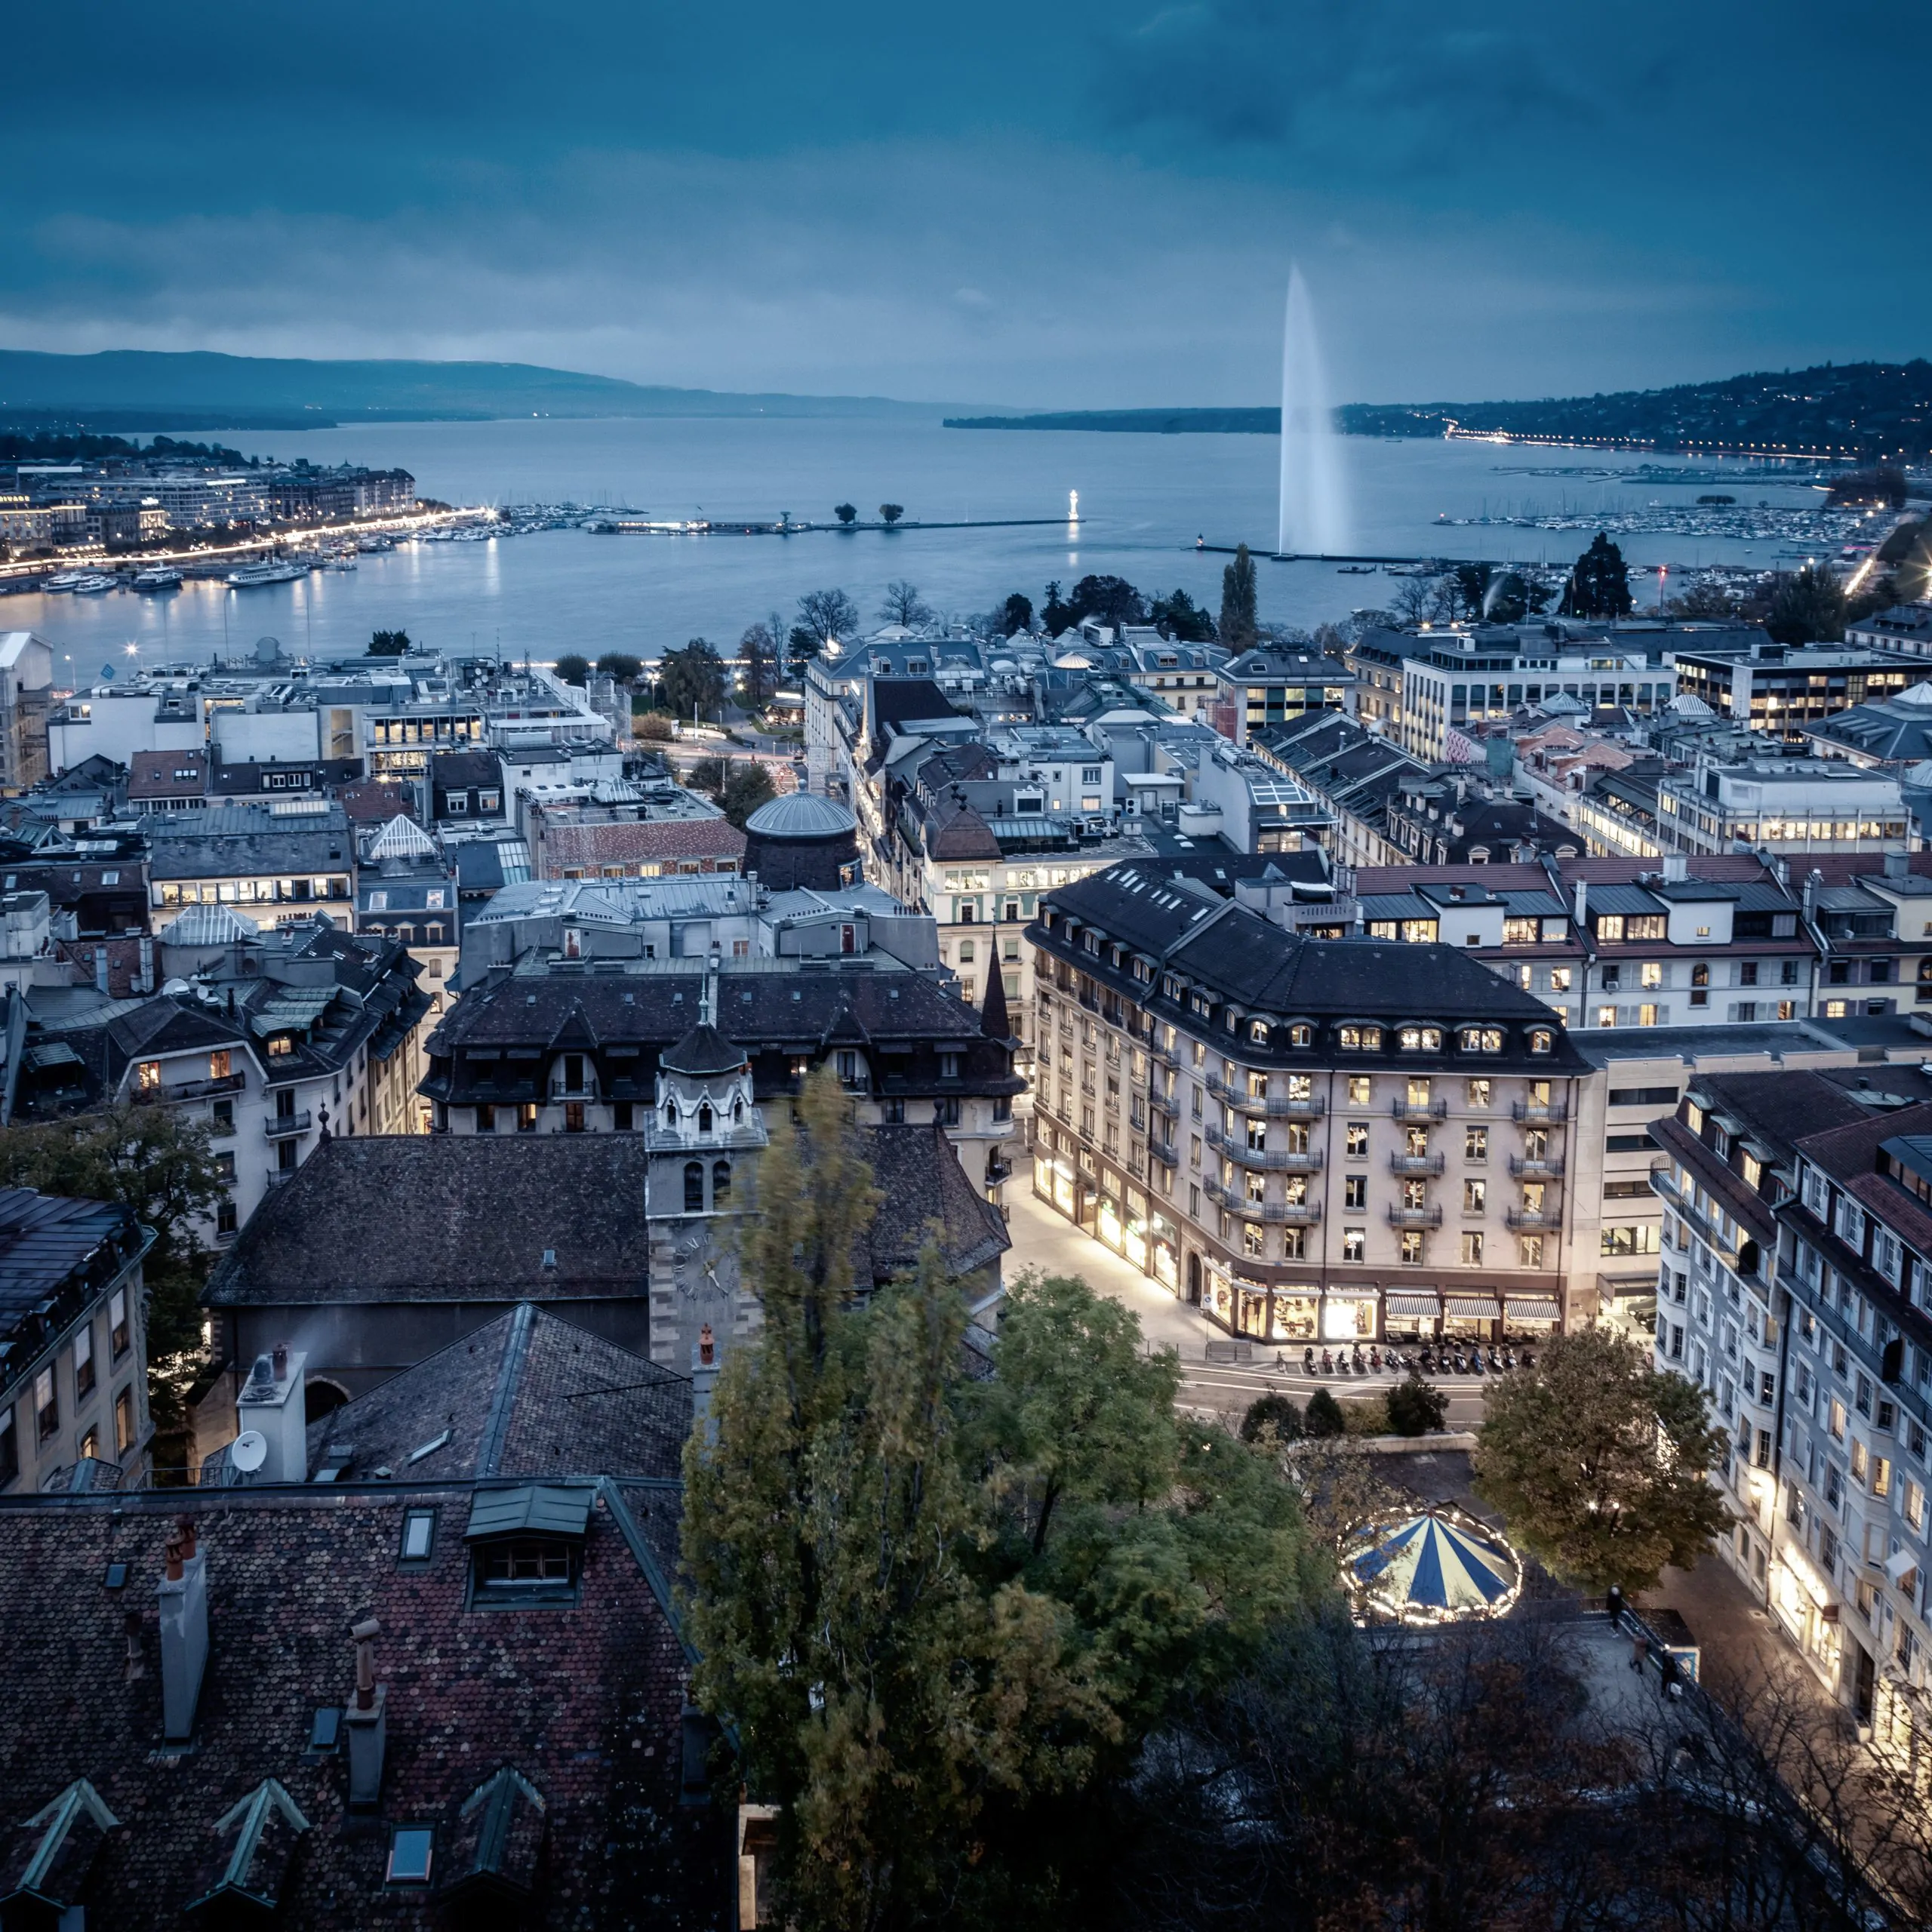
top-left (999, 1186), bottom-right (1492, 1425)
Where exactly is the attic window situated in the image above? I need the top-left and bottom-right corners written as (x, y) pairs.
top-left (399, 1509), bottom-right (436, 1561)
top-left (386, 1826), bottom-right (435, 1886)
top-left (407, 1429), bottom-right (451, 1466)
top-left (1248, 1020), bottom-right (1269, 1044)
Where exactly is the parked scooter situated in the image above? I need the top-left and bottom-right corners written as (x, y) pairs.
top-left (1303, 1347), bottom-right (1316, 1377)
top-left (1320, 1348), bottom-right (1334, 1375)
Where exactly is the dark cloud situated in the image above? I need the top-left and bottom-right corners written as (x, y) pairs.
top-left (0, 1), bottom-right (1924, 405)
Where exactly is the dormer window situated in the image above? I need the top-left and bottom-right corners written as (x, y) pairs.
top-left (1457, 1026), bottom-right (1503, 1053)
top-left (698, 1103), bottom-right (714, 1134)
top-left (1398, 1026), bottom-right (1441, 1053)
top-left (665, 1100), bottom-right (678, 1128)
top-left (464, 1484), bottom-right (590, 1608)
top-left (1249, 1020), bottom-right (1269, 1044)
top-left (1527, 1029), bottom-right (1554, 1054)
top-left (1287, 1024), bottom-right (1312, 1048)
top-left (1339, 1025), bottom-right (1383, 1051)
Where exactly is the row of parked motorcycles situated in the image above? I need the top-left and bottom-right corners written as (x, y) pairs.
top-left (1294, 1343), bottom-right (1534, 1378)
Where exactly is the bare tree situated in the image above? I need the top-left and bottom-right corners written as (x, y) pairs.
top-left (878, 579), bottom-right (933, 629)
top-left (1392, 574), bottom-right (1440, 625)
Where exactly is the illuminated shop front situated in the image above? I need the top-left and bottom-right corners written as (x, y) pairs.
top-left (1442, 1293), bottom-right (1500, 1339)
top-left (1503, 1294), bottom-right (1561, 1334)
top-left (1384, 1290), bottom-right (1441, 1340)
top-left (1031, 1135), bottom-right (1183, 1301)
top-left (1770, 1541), bottom-right (1843, 1690)
top-left (1322, 1286), bottom-right (1377, 1343)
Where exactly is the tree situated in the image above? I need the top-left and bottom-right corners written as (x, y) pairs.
top-left (684, 1142), bottom-right (1314, 1930)
top-left (596, 651), bottom-right (643, 685)
top-left (1669, 578), bottom-right (1741, 620)
top-left (1389, 574), bottom-right (1441, 626)
top-left (787, 625), bottom-right (822, 666)
top-left (738, 621), bottom-right (780, 707)
top-left (1150, 587), bottom-right (1215, 642)
top-left (632, 711), bottom-right (675, 742)
top-left (833, 502), bottom-right (857, 525)
top-left (1303, 1386), bottom-right (1346, 1438)
top-left (1241, 1392), bottom-right (1303, 1444)
top-left (1041, 580), bottom-right (1076, 635)
top-left (552, 651), bottom-right (591, 687)
top-left (796, 587), bottom-right (860, 655)
top-left (367, 628), bottom-right (410, 657)
top-left (0, 1106), bottom-right (229, 1440)
top-left (1766, 563), bottom-right (1847, 645)
top-left (686, 756), bottom-right (727, 797)
top-left (1452, 561), bottom-right (1496, 619)
top-left (1220, 543), bottom-right (1259, 651)
top-left (878, 579), bottom-right (932, 629)
top-left (718, 761), bottom-right (777, 829)
top-left (1559, 532), bottom-right (1634, 620)
top-left (660, 638), bottom-right (726, 720)
top-left (997, 591), bottom-right (1034, 635)
top-left (1385, 1371), bottom-right (1448, 1437)
top-left (1060, 574), bottom-right (1148, 632)
top-left (878, 503), bottom-right (904, 525)
top-left (1472, 1325), bottom-right (1732, 1595)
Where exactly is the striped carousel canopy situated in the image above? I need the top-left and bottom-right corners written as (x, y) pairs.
top-left (1349, 1511), bottom-right (1519, 1620)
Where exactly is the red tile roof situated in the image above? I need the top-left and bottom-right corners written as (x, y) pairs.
top-left (540, 820), bottom-right (746, 872)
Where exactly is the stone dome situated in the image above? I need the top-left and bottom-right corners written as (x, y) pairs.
top-left (743, 791), bottom-right (857, 840)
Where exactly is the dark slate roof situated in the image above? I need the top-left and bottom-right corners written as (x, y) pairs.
top-left (0, 1189), bottom-right (136, 1340)
top-left (0, 1487), bottom-right (720, 1927)
top-left (145, 804), bottom-right (352, 881)
top-left (301, 1303), bottom-right (691, 1485)
top-left (863, 1124), bottom-right (1011, 1285)
top-left (207, 1137), bottom-right (654, 1308)
top-left (660, 1021), bottom-right (746, 1078)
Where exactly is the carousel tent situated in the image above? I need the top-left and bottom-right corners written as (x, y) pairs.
top-left (1349, 1511), bottom-right (1518, 1620)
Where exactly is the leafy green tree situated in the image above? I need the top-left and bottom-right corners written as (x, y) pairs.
top-left (1060, 574), bottom-right (1147, 632)
top-left (1385, 1371), bottom-right (1448, 1437)
top-left (1766, 562), bottom-right (1847, 645)
top-left (1472, 1326), bottom-right (1732, 1594)
top-left (833, 502), bottom-right (857, 525)
top-left (552, 651), bottom-right (592, 687)
top-left (1041, 580), bottom-right (1076, 635)
top-left (596, 651), bottom-right (643, 684)
top-left (737, 621), bottom-right (780, 707)
top-left (660, 638), bottom-right (727, 719)
top-left (878, 502), bottom-right (904, 525)
top-left (1220, 543), bottom-right (1259, 651)
top-left (1558, 532), bottom-right (1633, 619)
top-left (1453, 561), bottom-right (1495, 618)
top-left (718, 761), bottom-right (777, 829)
top-left (1241, 1391), bottom-right (1303, 1443)
top-left (686, 756), bottom-right (727, 796)
top-left (787, 625), bottom-right (822, 665)
top-left (997, 591), bottom-right (1034, 635)
top-left (0, 1106), bottom-right (229, 1429)
top-left (367, 628), bottom-right (410, 656)
top-left (684, 1109), bottom-right (1312, 1931)
top-left (796, 587), bottom-right (860, 655)
top-left (1303, 1386), bottom-right (1346, 1438)
top-left (1151, 587), bottom-right (1215, 642)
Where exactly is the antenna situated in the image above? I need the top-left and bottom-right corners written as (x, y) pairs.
top-left (229, 1429), bottom-right (269, 1474)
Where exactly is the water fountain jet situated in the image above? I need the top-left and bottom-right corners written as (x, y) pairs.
top-left (1277, 266), bottom-right (1349, 558)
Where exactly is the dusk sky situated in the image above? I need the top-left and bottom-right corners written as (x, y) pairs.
top-left (8, 2), bottom-right (1924, 409)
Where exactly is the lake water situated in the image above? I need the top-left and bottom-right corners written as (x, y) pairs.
top-left (2, 415), bottom-right (1844, 676)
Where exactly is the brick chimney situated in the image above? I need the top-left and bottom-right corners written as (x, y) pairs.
top-left (158, 1516), bottom-right (208, 1743)
top-left (344, 1617), bottom-right (386, 1808)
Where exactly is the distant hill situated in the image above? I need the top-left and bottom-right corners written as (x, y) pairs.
top-left (946, 361), bottom-right (1932, 459)
top-left (0, 349), bottom-right (959, 430)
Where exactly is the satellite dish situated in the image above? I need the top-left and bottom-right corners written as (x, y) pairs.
top-left (230, 1429), bottom-right (269, 1474)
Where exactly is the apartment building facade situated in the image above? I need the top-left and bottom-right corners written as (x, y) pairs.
top-left (1027, 863), bottom-right (1595, 1344)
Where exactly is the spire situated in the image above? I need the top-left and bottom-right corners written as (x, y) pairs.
top-left (980, 956), bottom-right (1012, 1042)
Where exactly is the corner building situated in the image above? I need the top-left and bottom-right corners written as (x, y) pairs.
top-left (1028, 863), bottom-right (1594, 1345)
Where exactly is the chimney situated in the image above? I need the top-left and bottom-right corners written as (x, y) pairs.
top-left (1886, 850), bottom-right (1909, 881)
top-left (1572, 879), bottom-right (1588, 928)
top-left (235, 1347), bottom-right (309, 1482)
top-left (1804, 869), bottom-right (1823, 920)
top-left (344, 1617), bottom-right (386, 1808)
top-left (158, 1516), bottom-right (208, 1743)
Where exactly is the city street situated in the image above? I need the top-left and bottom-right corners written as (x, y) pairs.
top-left (1001, 1185), bottom-right (1491, 1426)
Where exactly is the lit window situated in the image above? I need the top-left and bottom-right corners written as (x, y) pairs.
top-left (1457, 1026), bottom-right (1503, 1053)
top-left (1527, 1030), bottom-right (1553, 1054)
top-left (1339, 1025), bottom-right (1383, 1051)
top-left (1398, 1026), bottom-right (1442, 1052)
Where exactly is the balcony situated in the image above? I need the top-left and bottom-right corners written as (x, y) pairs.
top-left (1389, 1152), bottom-right (1445, 1177)
top-left (133, 1070), bottom-right (245, 1106)
top-left (1509, 1155), bottom-right (1564, 1179)
top-left (1265, 1094), bottom-right (1325, 1119)
top-left (1512, 1100), bottom-right (1568, 1123)
top-left (264, 1166), bottom-right (297, 1187)
top-left (263, 1110), bottom-right (311, 1139)
top-left (1149, 1140), bottom-right (1179, 1168)
top-left (1206, 1128), bottom-right (1322, 1173)
top-left (1505, 1208), bottom-right (1561, 1230)
top-left (1387, 1204), bottom-right (1443, 1229)
top-left (1149, 1088), bottom-right (1180, 1119)
top-left (1390, 1098), bottom-right (1449, 1123)
top-left (207, 1115), bottom-right (237, 1140)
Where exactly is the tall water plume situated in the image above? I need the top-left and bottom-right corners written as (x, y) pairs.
top-left (1276, 266), bottom-right (1349, 557)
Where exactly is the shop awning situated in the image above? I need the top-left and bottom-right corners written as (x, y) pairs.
top-left (1504, 1296), bottom-right (1561, 1321)
top-left (1386, 1292), bottom-right (1441, 1318)
top-left (1323, 1284), bottom-right (1377, 1301)
top-left (1444, 1295), bottom-right (1501, 1319)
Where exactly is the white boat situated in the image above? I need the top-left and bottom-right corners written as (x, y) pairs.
top-left (69, 573), bottom-right (118, 594)
top-left (41, 571), bottom-right (91, 591)
top-left (226, 561), bottom-right (307, 587)
top-left (132, 567), bottom-right (183, 591)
